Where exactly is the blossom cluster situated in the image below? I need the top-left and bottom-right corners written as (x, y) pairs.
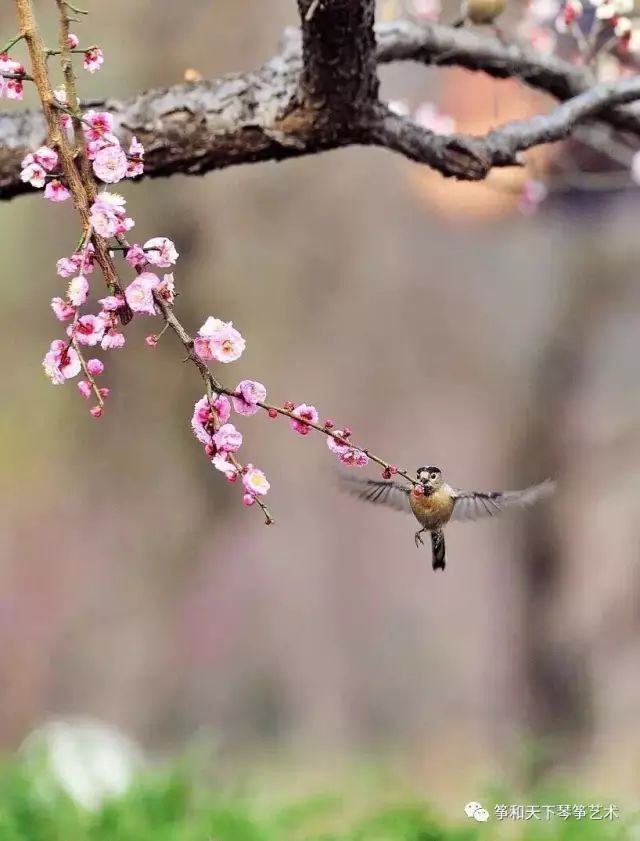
top-left (20, 119), bottom-right (144, 203)
top-left (189, 323), bottom-right (271, 506)
top-left (12, 44), bottom-right (190, 417)
top-left (43, 225), bottom-right (182, 415)
top-left (186, 311), bottom-right (381, 508)
top-left (191, 390), bottom-right (270, 506)
top-left (0, 53), bottom-right (25, 100)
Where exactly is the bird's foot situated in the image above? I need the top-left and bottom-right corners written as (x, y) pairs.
top-left (414, 530), bottom-right (425, 548)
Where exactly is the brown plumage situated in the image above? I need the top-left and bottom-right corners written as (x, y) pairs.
top-left (340, 466), bottom-right (555, 571)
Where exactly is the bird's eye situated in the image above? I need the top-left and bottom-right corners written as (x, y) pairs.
top-left (430, 472), bottom-right (438, 480)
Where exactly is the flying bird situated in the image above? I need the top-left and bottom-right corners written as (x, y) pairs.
top-left (340, 466), bottom-right (554, 572)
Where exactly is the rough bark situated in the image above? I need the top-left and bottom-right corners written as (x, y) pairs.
top-left (2, 12), bottom-right (640, 199)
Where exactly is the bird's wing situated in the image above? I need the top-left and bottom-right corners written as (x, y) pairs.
top-left (449, 479), bottom-right (555, 522)
top-left (339, 473), bottom-right (412, 513)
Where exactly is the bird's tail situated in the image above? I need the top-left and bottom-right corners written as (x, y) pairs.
top-left (431, 529), bottom-right (446, 571)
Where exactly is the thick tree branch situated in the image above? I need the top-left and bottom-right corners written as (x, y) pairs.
top-left (377, 20), bottom-right (610, 105)
top-left (2, 16), bottom-right (640, 199)
top-left (296, 0), bottom-right (378, 110)
top-left (369, 76), bottom-right (640, 180)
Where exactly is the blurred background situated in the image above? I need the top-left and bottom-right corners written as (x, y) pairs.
top-left (1, 0), bottom-right (640, 822)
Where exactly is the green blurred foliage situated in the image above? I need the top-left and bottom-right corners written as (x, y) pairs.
top-left (0, 758), bottom-right (636, 841)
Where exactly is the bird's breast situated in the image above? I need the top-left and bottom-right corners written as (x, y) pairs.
top-left (409, 487), bottom-right (454, 529)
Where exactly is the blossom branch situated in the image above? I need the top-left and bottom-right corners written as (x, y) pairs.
top-left (14, 0), bottom-right (131, 320)
top-left (251, 400), bottom-right (419, 488)
top-left (150, 289), bottom-right (419, 518)
top-left (150, 277), bottom-right (419, 511)
top-left (153, 292), bottom-right (277, 525)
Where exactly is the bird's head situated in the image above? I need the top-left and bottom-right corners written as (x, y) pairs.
top-left (417, 465), bottom-right (443, 493)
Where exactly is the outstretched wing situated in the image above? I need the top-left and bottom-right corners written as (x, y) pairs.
top-left (339, 473), bottom-right (412, 513)
top-left (449, 479), bottom-right (555, 522)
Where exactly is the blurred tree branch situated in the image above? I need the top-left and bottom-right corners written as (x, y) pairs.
top-left (2, 10), bottom-right (640, 198)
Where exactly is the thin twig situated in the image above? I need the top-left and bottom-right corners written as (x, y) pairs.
top-left (63, 1), bottom-right (88, 14)
top-left (1, 32), bottom-right (24, 52)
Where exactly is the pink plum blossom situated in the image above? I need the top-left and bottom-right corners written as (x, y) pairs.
top-left (289, 403), bottom-right (319, 435)
top-left (194, 317), bottom-right (245, 363)
top-left (191, 394), bottom-right (232, 444)
top-left (125, 244), bottom-right (147, 268)
top-left (327, 431), bottom-right (350, 455)
top-left (67, 275), bottom-right (89, 306)
top-left (129, 137), bottom-right (144, 156)
top-left (83, 47), bottom-right (104, 73)
top-left (0, 53), bottom-right (25, 99)
top-left (210, 323), bottom-right (246, 363)
top-left (98, 294), bottom-right (125, 312)
top-left (67, 33), bottom-right (80, 49)
top-left (0, 57), bottom-right (25, 100)
top-left (127, 136), bottom-right (145, 177)
top-left (242, 466), bottom-right (270, 496)
top-left (57, 247), bottom-right (94, 277)
top-left (20, 157), bottom-right (46, 188)
top-left (53, 86), bottom-right (71, 129)
top-left (86, 358), bottom-right (104, 376)
top-left (213, 423), bottom-right (243, 453)
top-left (193, 336), bottom-right (214, 360)
top-left (78, 380), bottom-right (92, 399)
top-left (232, 380), bottom-right (267, 416)
top-left (89, 406), bottom-right (103, 418)
top-left (82, 110), bottom-right (114, 141)
top-left (93, 145), bottom-right (128, 183)
top-left (101, 330), bottom-right (125, 349)
top-left (57, 257), bottom-right (78, 277)
top-left (89, 192), bottom-right (133, 238)
top-left (4, 78), bottom-right (24, 99)
top-left (156, 273), bottom-right (175, 305)
top-left (51, 297), bottom-right (76, 321)
top-left (71, 314), bottom-right (105, 346)
top-left (338, 448), bottom-right (369, 467)
top-left (0, 55), bottom-right (24, 76)
top-left (124, 272), bottom-right (159, 315)
top-left (43, 339), bottom-right (81, 384)
top-left (44, 180), bottom-right (71, 202)
top-left (85, 137), bottom-right (111, 160)
top-left (212, 453), bottom-right (237, 479)
top-left (243, 493), bottom-right (255, 506)
top-left (143, 237), bottom-right (179, 268)
top-left (34, 146), bottom-right (58, 171)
